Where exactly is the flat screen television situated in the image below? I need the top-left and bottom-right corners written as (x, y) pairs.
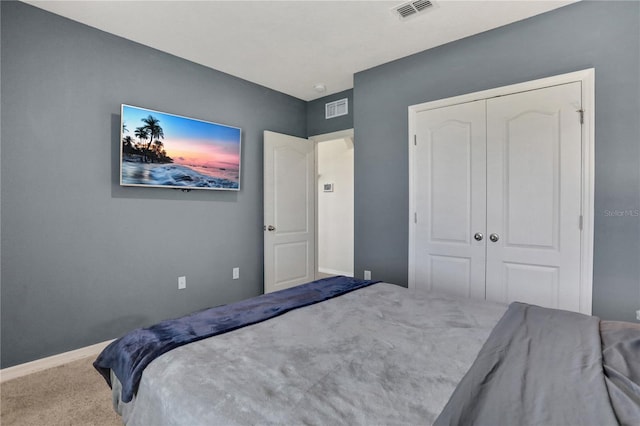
top-left (120, 104), bottom-right (241, 191)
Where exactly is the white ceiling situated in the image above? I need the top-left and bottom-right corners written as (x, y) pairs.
top-left (24, 0), bottom-right (576, 101)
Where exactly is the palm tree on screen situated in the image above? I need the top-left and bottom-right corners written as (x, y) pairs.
top-left (122, 135), bottom-right (134, 154)
top-left (142, 115), bottom-right (164, 153)
top-left (135, 127), bottom-right (149, 162)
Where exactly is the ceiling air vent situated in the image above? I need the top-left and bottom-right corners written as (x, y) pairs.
top-left (325, 98), bottom-right (349, 119)
top-left (392, 0), bottom-right (435, 20)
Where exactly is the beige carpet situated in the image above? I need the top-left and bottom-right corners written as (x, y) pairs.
top-left (1, 357), bottom-right (121, 426)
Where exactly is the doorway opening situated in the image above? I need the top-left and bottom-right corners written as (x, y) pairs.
top-left (311, 130), bottom-right (354, 279)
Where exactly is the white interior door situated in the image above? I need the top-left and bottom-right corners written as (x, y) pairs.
top-left (413, 100), bottom-right (487, 299)
top-left (263, 131), bottom-right (315, 293)
top-left (485, 82), bottom-right (583, 311)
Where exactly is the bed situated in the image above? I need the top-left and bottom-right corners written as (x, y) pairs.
top-left (94, 276), bottom-right (640, 425)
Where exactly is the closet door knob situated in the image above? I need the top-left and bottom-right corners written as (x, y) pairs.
top-left (489, 233), bottom-right (500, 242)
top-left (267, 225), bottom-right (276, 231)
top-left (474, 232), bottom-right (484, 241)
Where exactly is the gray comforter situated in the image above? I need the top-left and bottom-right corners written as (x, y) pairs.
top-left (434, 302), bottom-right (640, 425)
top-left (601, 320), bottom-right (640, 425)
top-left (112, 283), bottom-right (507, 425)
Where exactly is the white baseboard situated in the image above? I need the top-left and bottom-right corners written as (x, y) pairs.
top-left (0, 339), bottom-right (115, 383)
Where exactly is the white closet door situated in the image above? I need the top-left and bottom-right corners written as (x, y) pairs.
top-left (414, 100), bottom-right (487, 299)
top-left (485, 82), bottom-right (582, 311)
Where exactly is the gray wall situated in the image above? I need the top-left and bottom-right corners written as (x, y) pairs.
top-left (307, 89), bottom-right (354, 137)
top-left (1, 2), bottom-right (306, 368)
top-left (354, 1), bottom-right (640, 322)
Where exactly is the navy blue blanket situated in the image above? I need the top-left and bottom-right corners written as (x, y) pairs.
top-left (94, 276), bottom-right (380, 403)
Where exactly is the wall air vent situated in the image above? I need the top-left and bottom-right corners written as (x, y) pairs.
top-left (392, 0), bottom-right (435, 20)
top-left (325, 98), bottom-right (349, 119)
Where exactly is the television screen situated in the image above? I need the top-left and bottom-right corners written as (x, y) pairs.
top-left (120, 104), bottom-right (241, 191)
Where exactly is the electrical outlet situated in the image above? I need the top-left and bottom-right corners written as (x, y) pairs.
top-left (636, 309), bottom-right (640, 321)
top-left (364, 270), bottom-right (371, 280)
top-left (178, 276), bottom-right (186, 290)
top-left (233, 267), bottom-right (240, 280)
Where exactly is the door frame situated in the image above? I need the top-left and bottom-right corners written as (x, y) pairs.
top-left (408, 68), bottom-right (595, 314)
top-left (309, 128), bottom-right (355, 280)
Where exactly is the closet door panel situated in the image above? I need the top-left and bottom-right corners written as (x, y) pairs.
top-left (414, 101), bottom-right (486, 300)
top-left (504, 113), bottom-right (558, 248)
top-left (485, 82), bottom-right (582, 311)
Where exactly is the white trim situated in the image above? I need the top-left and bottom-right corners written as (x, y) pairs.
top-left (0, 339), bottom-right (115, 383)
top-left (408, 68), bottom-right (595, 314)
top-left (409, 69), bottom-right (595, 114)
top-left (309, 128), bottom-right (354, 143)
top-left (580, 69), bottom-right (595, 315)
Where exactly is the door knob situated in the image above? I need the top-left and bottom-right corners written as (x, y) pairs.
top-left (267, 225), bottom-right (276, 231)
top-left (474, 232), bottom-right (483, 241)
top-left (489, 233), bottom-right (500, 242)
